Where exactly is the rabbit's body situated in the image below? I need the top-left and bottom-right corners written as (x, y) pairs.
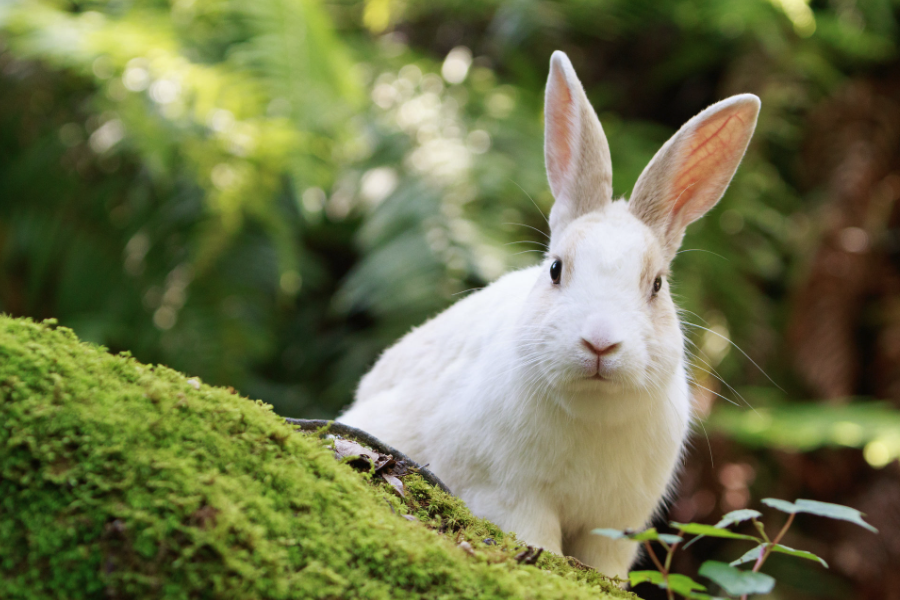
top-left (340, 51), bottom-right (759, 579)
top-left (342, 205), bottom-right (690, 576)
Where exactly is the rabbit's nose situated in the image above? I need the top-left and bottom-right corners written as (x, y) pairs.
top-left (581, 338), bottom-right (621, 357)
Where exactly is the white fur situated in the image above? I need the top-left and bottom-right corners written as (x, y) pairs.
top-left (339, 51), bottom-right (760, 580)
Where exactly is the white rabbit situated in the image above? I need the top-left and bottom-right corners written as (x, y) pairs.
top-left (339, 50), bottom-right (760, 580)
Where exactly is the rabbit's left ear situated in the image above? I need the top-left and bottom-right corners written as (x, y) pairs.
top-left (629, 94), bottom-right (760, 257)
top-left (544, 51), bottom-right (613, 236)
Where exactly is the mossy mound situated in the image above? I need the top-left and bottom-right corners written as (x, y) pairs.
top-left (0, 316), bottom-right (632, 599)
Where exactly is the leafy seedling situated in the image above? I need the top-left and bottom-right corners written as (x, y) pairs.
top-left (593, 497), bottom-right (877, 600)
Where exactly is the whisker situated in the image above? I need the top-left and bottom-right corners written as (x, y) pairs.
top-left (693, 417), bottom-right (715, 469)
top-left (677, 308), bottom-right (708, 325)
top-left (451, 287), bottom-right (484, 297)
top-left (504, 240), bottom-right (549, 249)
top-left (503, 222), bottom-right (551, 241)
top-left (676, 248), bottom-right (728, 261)
top-left (685, 346), bottom-right (757, 414)
top-left (510, 179), bottom-right (550, 228)
top-left (691, 382), bottom-right (739, 407)
top-left (681, 321), bottom-right (783, 392)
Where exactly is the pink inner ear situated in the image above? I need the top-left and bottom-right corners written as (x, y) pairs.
top-left (546, 68), bottom-right (576, 187)
top-left (670, 108), bottom-right (749, 223)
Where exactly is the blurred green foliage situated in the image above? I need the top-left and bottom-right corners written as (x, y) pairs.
top-left (712, 396), bottom-right (900, 465)
top-left (1, 0), bottom-right (899, 426)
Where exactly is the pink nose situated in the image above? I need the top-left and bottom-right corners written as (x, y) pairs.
top-left (581, 338), bottom-right (621, 357)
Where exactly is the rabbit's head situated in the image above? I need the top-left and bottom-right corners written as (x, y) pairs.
top-left (520, 51), bottom-right (759, 405)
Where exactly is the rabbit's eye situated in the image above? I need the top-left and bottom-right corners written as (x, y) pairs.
top-left (550, 260), bottom-right (562, 285)
top-left (652, 276), bottom-right (663, 295)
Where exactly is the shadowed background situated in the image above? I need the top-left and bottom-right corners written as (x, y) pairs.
top-left (1, 0), bottom-right (899, 597)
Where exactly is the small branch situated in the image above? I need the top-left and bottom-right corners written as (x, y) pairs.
top-left (771, 513), bottom-right (795, 547)
top-left (741, 513), bottom-right (796, 600)
top-left (663, 541), bottom-right (679, 573)
top-left (644, 540), bottom-right (667, 573)
top-left (753, 512), bottom-right (795, 572)
top-left (644, 541), bottom-right (674, 600)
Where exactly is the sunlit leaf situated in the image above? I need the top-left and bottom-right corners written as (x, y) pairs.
top-left (730, 544), bottom-right (828, 568)
top-left (629, 570), bottom-right (665, 585)
top-left (699, 561), bottom-right (775, 595)
top-left (658, 534), bottom-right (684, 545)
top-left (592, 527), bottom-right (683, 544)
top-left (715, 509), bottom-right (762, 529)
top-left (629, 529), bottom-right (664, 542)
top-left (794, 499), bottom-right (878, 533)
top-left (729, 545), bottom-right (765, 568)
top-left (592, 528), bottom-right (630, 540)
top-left (671, 522), bottom-right (761, 542)
top-left (761, 498), bottom-right (878, 533)
top-left (760, 498), bottom-right (798, 513)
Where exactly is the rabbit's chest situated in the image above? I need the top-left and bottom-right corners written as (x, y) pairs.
top-left (561, 427), bottom-right (680, 527)
top-left (509, 402), bottom-right (687, 530)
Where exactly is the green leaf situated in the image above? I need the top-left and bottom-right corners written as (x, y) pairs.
top-left (591, 527), bottom-right (683, 544)
top-left (629, 570), bottom-right (665, 585)
top-left (592, 528), bottom-right (629, 540)
top-left (683, 511), bottom-right (764, 549)
top-left (629, 571), bottom-right (708, 595)
top-left (760, 498), bottom-right (797, 513)
top-left (630, 528), bottom-right (666, 542)
top-left (715, 509), bottom-right (762, 528)
top-left (671, 522), bottom-right (761, 542)
top-left (658, 533), bottom-right (685, 545)
top-left (667, 574), bottom-right (708, 595)
top-left (730, 544), bottom-right (828, 568)
top-left (730, 545), bottom-right (764, 567)
top-left (794, 499), bottom-right (878, 533)
top-left (699, 561), bottom-right (775, 596)
top-left (771, 543), bottom-right (828, 567)
top-left (761, 498), bottom-right (878, 533)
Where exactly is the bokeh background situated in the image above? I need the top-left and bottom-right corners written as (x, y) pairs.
top-left (2, 0), bottom-right (900, 596)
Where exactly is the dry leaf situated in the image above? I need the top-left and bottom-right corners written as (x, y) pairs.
top-left (382, 472), bottom-right (405, 497)
top-left (333, 439), bottom-right (393, 471)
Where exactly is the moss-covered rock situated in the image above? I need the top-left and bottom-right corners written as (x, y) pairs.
top-left (0, 316), bottom-right (633, 599)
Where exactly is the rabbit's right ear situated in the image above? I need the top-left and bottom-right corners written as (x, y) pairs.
top-left (544, 51), bottom-right (613, 237)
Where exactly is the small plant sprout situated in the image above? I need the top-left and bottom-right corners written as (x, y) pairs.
top-left (592, 498), bottom-right (877, 600)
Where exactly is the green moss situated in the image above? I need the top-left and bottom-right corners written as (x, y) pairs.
top-left (0, 316), bottom-right (633, 599)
